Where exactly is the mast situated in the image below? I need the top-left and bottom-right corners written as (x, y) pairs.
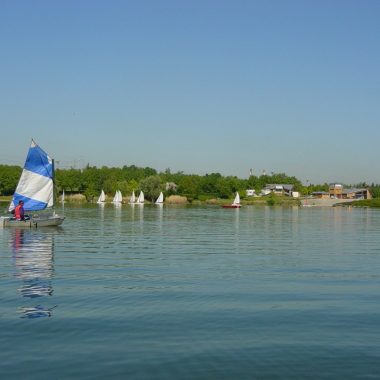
top-left (52, 158), bottom-right (56, 210)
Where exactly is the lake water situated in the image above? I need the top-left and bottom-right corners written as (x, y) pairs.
top-left (1, 204), bottom-right (380, 379)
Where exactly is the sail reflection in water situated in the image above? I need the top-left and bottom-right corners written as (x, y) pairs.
top-left (11, 229), bottom-right (56, 318)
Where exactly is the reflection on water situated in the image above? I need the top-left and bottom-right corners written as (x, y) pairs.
top-left (113, 203), bottom-right (122, 219)
top-left (11, 229), bottom-right (56, 319)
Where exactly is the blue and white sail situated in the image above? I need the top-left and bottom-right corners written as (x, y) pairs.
top-left (9, 140), bottom-right (54, 212)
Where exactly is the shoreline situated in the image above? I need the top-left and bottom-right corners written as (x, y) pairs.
top-left (1, 196), bottom-right (379, 208)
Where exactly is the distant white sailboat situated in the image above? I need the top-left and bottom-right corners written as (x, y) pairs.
top-left (97, 190), bottom-right (106, 204)
top-left (222, 192), bottom-right (241, 208)
top-left (129, 191), bottom-right (136, 204)
top-left (155, 192), bottom-right (164, 204)
top-left (113, 190), bottom-right (122, 204)
top-left (61, 190), bottom-right (65, 203)
top-left (136, 191), bottom-right (144, 204)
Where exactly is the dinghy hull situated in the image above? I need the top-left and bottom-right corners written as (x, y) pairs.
top-left (1, 215), bottom-right (65, 228)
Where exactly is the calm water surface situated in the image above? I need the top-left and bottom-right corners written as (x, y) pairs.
top-left (1, 205), bottom-right (380, 379)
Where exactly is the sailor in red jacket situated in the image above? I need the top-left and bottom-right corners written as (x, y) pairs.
top-left (14, 200), bottom-right (25, 220)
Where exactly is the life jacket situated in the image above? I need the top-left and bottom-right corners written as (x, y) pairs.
top-left (14, 205), bottom-right (23, 220)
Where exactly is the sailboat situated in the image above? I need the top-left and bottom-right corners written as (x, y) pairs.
top-left (222, 192), bottom-right (241, 208)
top-left (136, 191), bottom-right (144, 204)
top-left (61, 190), bottom-right (65, 203)
top-left (129, 191), bottom-right (136, 204)
top-left (0, 140), bottom-right (65, 227)
top-left (155, 192), bottom-right (164, 204)
top-left (112, 190), bottom-right (122, 204)
top-left (97, 189), bottom-right (106, 204)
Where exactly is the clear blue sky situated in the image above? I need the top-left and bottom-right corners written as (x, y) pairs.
top-left (1, 0), bottom-right (379, 184)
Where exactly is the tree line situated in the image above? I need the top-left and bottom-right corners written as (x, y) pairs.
top-left (0, 163), bottom-right (379, 201)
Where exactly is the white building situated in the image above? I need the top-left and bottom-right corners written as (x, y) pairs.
top-left (246, 189), bottom-right (256, 197)
top-left (261, 184), bottom-right (298, 197)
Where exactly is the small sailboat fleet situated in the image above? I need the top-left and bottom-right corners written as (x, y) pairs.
top-left (128, 190), bottom-right (149, 205)
top-left (0, 140), bottom-right (65, 227)
top-left (222, 192), bottom-right (241, 208)
top-left (127, 190), bottom-right (164, 205)
top-left (96, 190), bottom-right (156, 205)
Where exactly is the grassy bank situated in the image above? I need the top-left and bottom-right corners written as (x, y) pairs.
top-left (243, 196), bottom-right (300, 206)
top-left (204, 196), bottom-right (300, 207)
top-left (337, 199), bottom-right (380, 208)
top-left (0, 194), bottom-right (301, 207)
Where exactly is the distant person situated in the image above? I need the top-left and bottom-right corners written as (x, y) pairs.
top-left (14, 200), bottom-right (25, 221)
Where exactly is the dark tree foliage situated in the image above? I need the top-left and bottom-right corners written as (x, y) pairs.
top-left (369, 185), bottom-right (380, 198)
top-left (0, 165), bottom-right (22, 195)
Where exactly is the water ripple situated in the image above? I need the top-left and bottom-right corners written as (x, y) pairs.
top-left (1, 205), bottom-right (380, 379)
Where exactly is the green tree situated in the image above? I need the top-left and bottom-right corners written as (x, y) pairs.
top-left (84, 183), bottom-right (98, 202)
top-left (139, 175), bottom-right (162, 202)
top-left (0, 165), bottom-right (21, 195)
top-left (215, 177), bottom-right (232, 198)
top-left (56, 168), bottom-right (82, 192)
top-left (177, 175), bottom-right (201, 199)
